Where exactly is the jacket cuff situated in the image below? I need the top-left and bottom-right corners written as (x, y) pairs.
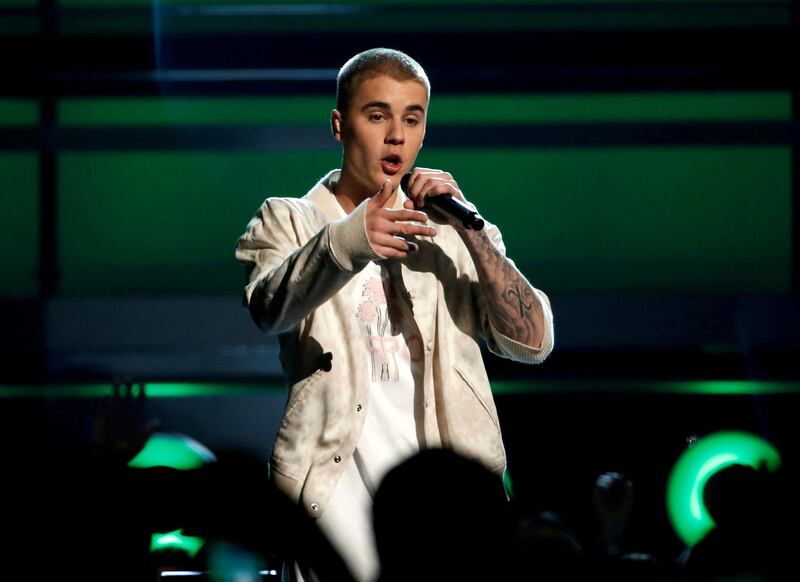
top-left (327, 197), bottom-right (385, 270)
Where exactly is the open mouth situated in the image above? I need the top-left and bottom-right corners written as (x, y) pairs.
top-left (380, 155), bottom-right (403, 175)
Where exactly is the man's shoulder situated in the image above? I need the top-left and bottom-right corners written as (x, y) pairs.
top-left (253, 195), bottom-right (325, 225)
top-left (236, 197), bottom-right (328, 249)
top-left (256, 170), bottom-right (338, 222)
top-left (259, 195), bottom-right (316, 213)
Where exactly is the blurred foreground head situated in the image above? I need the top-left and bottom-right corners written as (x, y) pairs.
top-left (372, 448), bottom-right (512, 581)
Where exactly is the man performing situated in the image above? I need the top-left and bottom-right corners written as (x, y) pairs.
top-left (235, 48), bottom-right (554, 581)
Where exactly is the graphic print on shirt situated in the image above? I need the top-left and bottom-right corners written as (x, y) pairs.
top-left (356, 269), bottom-right (400, 382)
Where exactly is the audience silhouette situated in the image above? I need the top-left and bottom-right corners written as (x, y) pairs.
top-left (372, 448), bottom-right (514, 581)
top-left (6, 383), bottom-right (798, 582)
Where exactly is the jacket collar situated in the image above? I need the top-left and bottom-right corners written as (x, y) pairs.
top-left (306, 169), bottom-right (408, 223)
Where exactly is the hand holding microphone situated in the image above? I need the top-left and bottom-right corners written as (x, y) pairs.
top-left (400, 170), bottom-right (484, 231)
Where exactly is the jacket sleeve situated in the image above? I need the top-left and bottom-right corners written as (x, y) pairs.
top-left (470, 220), bottom-right (555, 365)
top-left (235, 197), bottom-right (383, 334)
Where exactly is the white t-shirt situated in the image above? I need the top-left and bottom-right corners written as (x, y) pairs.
top-left (312, 201), bottom-right (425, 581)
top-left (351, 261), bottom-right (424, 490)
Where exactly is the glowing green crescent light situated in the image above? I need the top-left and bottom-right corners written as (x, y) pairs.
top-left (150, 529), bottom-right (205, 558)
top-left (689, 453), bottom-right (738, 519)
top-left (128, 432), bottom-right (216, 471)
top-left (666, 431), bottom-right (781, 547)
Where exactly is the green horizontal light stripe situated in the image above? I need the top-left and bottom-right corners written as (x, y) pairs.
top-left (141, 382), bottom-right (283, 397)
top-left (3, 381), bottom-right (800, 398)
top-left (58, 92), bottom-right (791, 127)
top-left (431, 92), bottom-right (791, 123)
top-left (57, 0), bottom-right (786, 8)
top-left (0, 382), bottom-right (284, 398)
top-left (58, 0), bottom-right (515, 6)
top-left (59, 97), bottom-right (334, 126)
top-left (0, 384), bottom-right (119, 398)
top-left (0, 99), bottom-right (37, 126)
top-left (491, 381), bottom-right (800, 395)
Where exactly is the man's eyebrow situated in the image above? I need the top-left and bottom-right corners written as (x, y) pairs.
top-left (361, 101), bottom-right (391, 112)
top-left (360, 101), bottom-right (426, 115)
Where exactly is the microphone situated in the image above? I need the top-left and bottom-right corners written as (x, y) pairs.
top-left (400, 173), bottom-right (484, 231)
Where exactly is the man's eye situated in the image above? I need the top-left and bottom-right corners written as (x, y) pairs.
top-left (369, 113), bottom-right (385, 121)
top-left (405, 118), bottom-right (419, 126)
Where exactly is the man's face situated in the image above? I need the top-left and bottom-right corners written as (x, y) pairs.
top-left (333, 75), bottom-right (428, 196)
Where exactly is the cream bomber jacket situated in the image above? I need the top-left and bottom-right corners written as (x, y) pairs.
top-left (235, 170), bottom-right (554, 517)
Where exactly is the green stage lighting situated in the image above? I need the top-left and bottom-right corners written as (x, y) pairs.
top-left (666, 431), bottom-right (781, 546)
top-left (150, 529), bottom-right (205, 558)
top-left (128, 432), bottom-right (216, 471)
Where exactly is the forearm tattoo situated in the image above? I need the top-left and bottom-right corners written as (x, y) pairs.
top-left (508, 285), bottom-right (534, 318)
top-left (467, 229), bottom-right (544, 348)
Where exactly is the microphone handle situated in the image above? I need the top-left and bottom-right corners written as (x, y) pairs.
top-left (427, 196), bottom-right (485, 231)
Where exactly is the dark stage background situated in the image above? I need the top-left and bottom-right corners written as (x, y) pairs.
top-left (2, 0), bottom-right (799, 574)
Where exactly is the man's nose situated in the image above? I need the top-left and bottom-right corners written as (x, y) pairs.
top-left (385, 119), bottom-right (404, 144)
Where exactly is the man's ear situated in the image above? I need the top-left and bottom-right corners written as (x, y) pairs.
top-left (331, 109), bottom-right (343, 141)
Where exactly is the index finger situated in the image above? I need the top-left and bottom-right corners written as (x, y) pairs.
top-left (384, 208), bottom-right (429, 223)
top-left (370, 179), bottom-right (394, 208)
